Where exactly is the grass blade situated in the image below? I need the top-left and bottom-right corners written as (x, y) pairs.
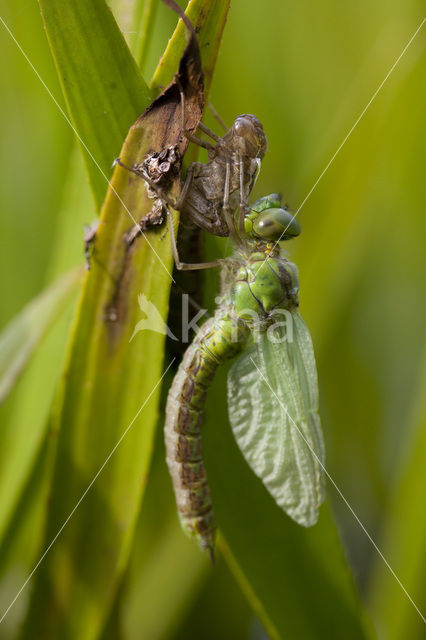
top-left (135, 0), bottom-right (159, 71)
top-left (368, 350), bottom-right (426, 638)
top-left (0, 269), bottom-right (81, 405)
top-left (38, 0), bottom-right (152, 208)
top-left (0, 274), bottom-right (81, 548)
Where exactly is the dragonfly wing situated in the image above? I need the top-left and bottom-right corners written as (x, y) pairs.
top-left (227, 311), bottom-right (325, 527)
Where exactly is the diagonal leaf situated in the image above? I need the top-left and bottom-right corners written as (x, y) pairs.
top-left (0, 272), bottom-right (81, 549)
top-left (368, 349), bottom-right (426, 639)
top-left (38, 0), bottom-right (152, 209)
top-left (0, 171), bottom-right (92, 635)
top-left (0, 268), bottom-right (81, 405)
top-left (0, 437), bottom-right (57, 626)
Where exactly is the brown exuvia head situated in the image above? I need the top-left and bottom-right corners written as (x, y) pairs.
top-left (224, 114), bottom-right (268, 160)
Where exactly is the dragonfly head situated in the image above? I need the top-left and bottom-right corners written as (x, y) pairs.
top-left (245, 194), bottom-right (301, 242)
top-left (225, 114), bottom-right (268, 160)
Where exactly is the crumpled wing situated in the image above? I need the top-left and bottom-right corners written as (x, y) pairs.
top-left (227, 311), bottom-right (325, 526)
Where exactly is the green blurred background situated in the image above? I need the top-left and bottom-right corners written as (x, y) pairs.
top-left (0, 0), bottom-right (425, 638)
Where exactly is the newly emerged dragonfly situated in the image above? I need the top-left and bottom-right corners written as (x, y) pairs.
top-left (165, 193), bottom-right (325, 558)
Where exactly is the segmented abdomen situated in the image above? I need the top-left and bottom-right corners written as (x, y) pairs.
top-left (165, 312), bottom-right (248, 554)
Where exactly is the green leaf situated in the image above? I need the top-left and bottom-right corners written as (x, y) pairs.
top-left (21, 118), bottom-right (173, 640)
top-left (120, 426), bottom-right (209, 639)
top-left (0, 268), bottom-right (81, 405)
top-left (21, 101), bottom-right (175, 640)
top-left (368, 350), bottom-right (426, 639)
top-left (21, 2), bottom-right (230, 638)
top-left (151, 0), bottom-right (230, 94)
top-left (0, 437), bottom-right (57, 624)
top-left (0, 117), bottom-right (95, 630)
top-left (123, 516), bottom-right (208, 639)
top-left (0, 274), bottom-right (80, 547)
top-left (38, 0), bottom-right (152, 209)
top-left (204, 364), bottom-right (373, 639)
top-left (0, 0), bottom-right (148, 627)
top-left (135, 0), bottom-right (159, 71)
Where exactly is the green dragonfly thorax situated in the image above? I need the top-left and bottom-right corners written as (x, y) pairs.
top-left (231, 249), bottom-right (299, 327)
top-left (220, 193), bottom-right (301, 328)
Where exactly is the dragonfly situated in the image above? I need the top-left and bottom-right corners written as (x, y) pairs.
top-left (165, 192), bottom-right (325, 559)
top-left (116, 108), bottom-right (267, 269)
top-left (117, 0), bottom-right (268, 262)
top-left (115, 106), bottom-right (268, 359)
top-left (116, 103), bottom-right (268, 353)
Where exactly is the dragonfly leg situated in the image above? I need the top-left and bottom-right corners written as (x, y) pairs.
top-left (166, 206), bottom-right (222, 271)
top-left (207, 101), bottom-right (228, 132)
top-left (174, 164), bottom-right (194, 209)
top-left (238, 153), bottom-right (246, 237)
top-left (175, 75), bottom-right (216, 151)
top-left (114, 157), bottom-right (179, 209)
top-left (115, 155), bottom-right (195, 217)
top-left (198, 121), bottom-right (222, 142)
top-left (124, 201), bottom-right (164, 246)
top-left (222, 160), bottom-right (240, 245)
top-left (184, 131), bottom-right (215, 151)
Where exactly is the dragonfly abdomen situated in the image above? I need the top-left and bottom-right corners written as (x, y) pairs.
top-left (165, 312), bottom-right (248, 553)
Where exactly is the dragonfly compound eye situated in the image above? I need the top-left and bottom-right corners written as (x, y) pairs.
top-left (253, 208), bottom-right (301, 241)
